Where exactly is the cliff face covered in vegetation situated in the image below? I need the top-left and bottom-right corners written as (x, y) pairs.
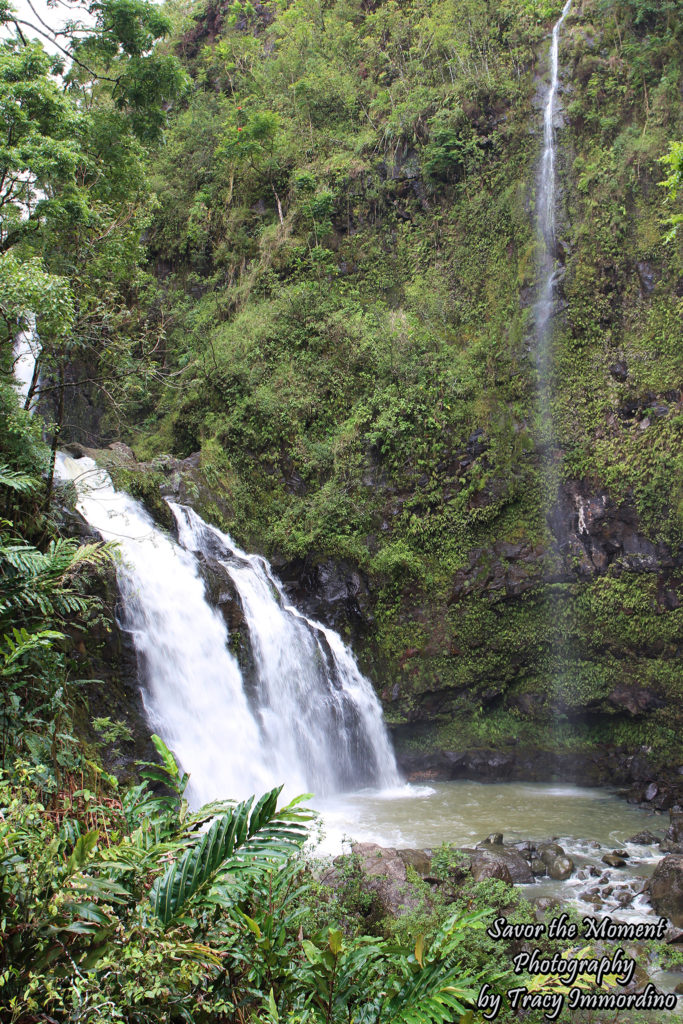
top-left (103, 0), bottom-right (682, 785)
top-left (1, 0), bottom-right (683, 1018)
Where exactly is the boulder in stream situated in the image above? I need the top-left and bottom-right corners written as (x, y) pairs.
top-left (340, 843), bottom-right (425, 918)
top-left (649, 854), bottom-right (683, 927)
top-left (548, 855), bottom-right (574, 881)
top-left (538, 842), bottom-right (565, 866)
top-left (601, 853), bottom-right (627, 868)
top-left (470, 853), bottom-right (513, 885)
top-left (470, 845), bottom-right (534, 884)
top-left (666, 810), bottom-right (683, 845)
top-left (628, 829), bottom-right (661, 845)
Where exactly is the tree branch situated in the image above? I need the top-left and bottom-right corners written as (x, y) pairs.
top-left (13, 18), bottom-right (118, 84)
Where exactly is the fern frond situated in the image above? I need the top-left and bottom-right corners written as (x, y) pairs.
top-left (0, 465), bottom-right (39, 494)
top-left (150, 787), bottom-right (310, 927)
top-left (1, 626), bottom-right (63, 671)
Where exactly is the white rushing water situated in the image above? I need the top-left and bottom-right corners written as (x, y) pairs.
top-left (535, 0), bottom-right (572, 387)
top-left (12, 319), bottom-right (40, 410)
top-left (55, 454), bottom-right (399, 805)
top-left (172, 504), bottom-right (400, 795)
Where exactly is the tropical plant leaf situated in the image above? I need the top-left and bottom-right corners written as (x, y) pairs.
top-left (150, 786), bottom-right (310, 927)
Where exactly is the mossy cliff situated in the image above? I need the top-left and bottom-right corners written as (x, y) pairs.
top-left (75, 0), bottom-right (682, 790)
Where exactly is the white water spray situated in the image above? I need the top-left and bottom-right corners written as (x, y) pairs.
top-left (174, 506), bottom-right (400, 795)
top-left (535, 0), bottom-right (572, 386)
top-left (56, 454), bottom-right (399, 804)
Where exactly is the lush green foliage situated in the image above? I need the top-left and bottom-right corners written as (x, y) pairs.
top-left (103, 0), bottom-right (681, 767)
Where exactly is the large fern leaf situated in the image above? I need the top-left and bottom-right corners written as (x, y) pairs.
top-left (0, 536), bottom-right (111, 621)
top-left (0, 465), bottom-right (39, 494)
top-left (150, 787), bottom-right (310, 927)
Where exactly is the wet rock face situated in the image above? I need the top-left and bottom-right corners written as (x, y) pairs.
top-left (636, 260), bottom-right (657, 296)
top-left (53, 500), bottom-right (156, 779)
top-left (274, 555), bottom-right (374, 638)
top-left (448, 478), bottom-right (681, 609)
top-left (550, 481), bottom-right (680, 578)
top-left (648, 855), bottom-right (683, 927)
top-left (194, 556), bottom-right (257, 684)
top-left (71, 555), bottom-right (156, 779)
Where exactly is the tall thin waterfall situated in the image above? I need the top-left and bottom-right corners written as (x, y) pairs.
top-left (533, 3), bottom-right (573, 702)
top-left (535, 0), bottom-right (572, 410)
top-left (55, 453), bottom-right (399, 804)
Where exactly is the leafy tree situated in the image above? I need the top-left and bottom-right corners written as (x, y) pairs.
top-left (0, 0), bottom-right (187, 455)
top-left (660, 139), bottom-right (683, 239)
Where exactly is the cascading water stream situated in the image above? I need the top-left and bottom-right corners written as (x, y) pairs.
top-left (533, 3), bottom-right (575, 717)
top-left (173, 505), bottom-right (399, 794)
top-left (535, 0), bottom-right (572, 421)
top-left (55, 453), bottom-right (399, 806)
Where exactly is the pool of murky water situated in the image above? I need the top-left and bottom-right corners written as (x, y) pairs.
top-left (314, 780), bottom-right (668, 922)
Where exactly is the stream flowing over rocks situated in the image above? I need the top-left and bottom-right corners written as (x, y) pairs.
top-left (322, 814), bottom-right (683, 934)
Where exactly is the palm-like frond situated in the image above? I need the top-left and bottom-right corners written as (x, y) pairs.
top-left (150, 787), bottom-right (311, 927)
top-left (0, 537), bottom-right (111, 621)
top-left (0, 465), bottom-right (39, 494)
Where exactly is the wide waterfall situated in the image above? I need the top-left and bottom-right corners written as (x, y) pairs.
top-left (174, 505), bottom-right (399, 795)
top-left (55, 453), bottom-right (399, 805)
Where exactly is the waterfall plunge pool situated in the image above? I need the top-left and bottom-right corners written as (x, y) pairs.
top-left (53, 453), bottom-right (668, 928)
top-left (313, 779), bottom-right (666, 923)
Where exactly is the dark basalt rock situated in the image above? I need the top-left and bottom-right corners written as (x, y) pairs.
top-left (65, 548), bottom-right (155, 779)
top-left (607, 686), bottom-right (664, 717)
top-left (449, 477), bottom-right (681, 612)
top-left (397, 848), bottom-right (432, 877)
top-left (194, 557), bottom-right (256, 684)
top-left (538, 842), bottom-right (565, 866)
top-left (340, 843), bottom-right (425, 918)
top-left (636, 260), bottom-right (657, 296)
top-left (609, 360), bottom-right (628, 381)
top-left (394, 743), bottom-right (682, 802)
top-left (480, 833), bottom-right (504, 846)
top-left (549, 480), bottom-right (678, 577)
top-left (470, 844), bottom-right (534, 884)
top-left (602, 853), bottom-right (627, 868)
top-left (469, 851), bottom-right (513, 884)
top-left (667, 810), bottom-right (683, 845)
top-left (628, 829), bottom-right (661, 845)
top-left (274, 555), bottom-right (374, 639)
top-left (648, 855), bottom-right (683, 927)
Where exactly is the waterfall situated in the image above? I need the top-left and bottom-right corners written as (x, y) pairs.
top-left (535, 0), bottom-right (572, 406)
top-left (533, 3), bottom-right (574, 711)
top-left (12, 318), bottom-right (41, 410)
top-left (173, 505), bottom-right (399, 794)
top-left (55, 453), bottom-right (400, 805)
